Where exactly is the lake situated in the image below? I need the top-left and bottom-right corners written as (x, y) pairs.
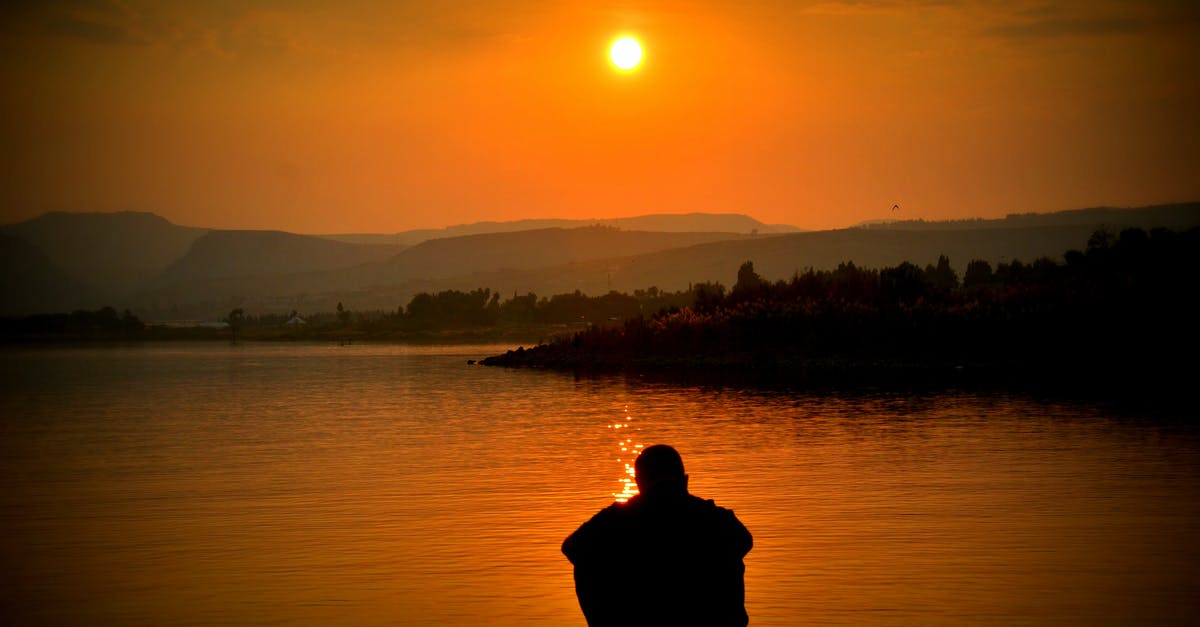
top-left (2, 343), bottom-right (1198, 626)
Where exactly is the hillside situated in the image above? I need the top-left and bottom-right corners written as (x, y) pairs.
top-left (1, 211), bottom-right (207, 301)
top-left (6, 203), bottom-right (1197, 320)
top-left (378, 207), bottom-right (1200, 303)
top-left (131, 202), bottom-right (1200, 320)
top-left (359, 226), bottom-right (752, 283)
top-left (595, 224), bottom-right (1124, 292)
top-left (482, 225), bottom-right (1200, 390)
top-left (564, 204), bottom-right (1200, 292)
top-left (858, 202), bottom-right (1199, 231)
top-left (148, 230), bottom-right (402, 286)
top-left (0, 232), bottom-right (102, 315)
top-left (130, 227), bottom-right (753, 318)
top-left (320, 212), bottom-right (798, 247)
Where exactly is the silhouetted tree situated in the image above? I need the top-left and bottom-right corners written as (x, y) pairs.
top-left (404, 288), bottom-right (499, 329)
top-left (923, 255), bottom-right (959, 292)
top-left (962, 259), bottom-right (993, 290)
top-left (879, 261), bottom-right (928, 303)
top-left (692, 282), bottom-right (727, 313)
top-left (830, 261), bottom-right (878, 301)
top-left (994, 259), bottom-right (1026, 286)
top-left (225, 308), bottom-right (245, 341)
top-left (499, 292), bottom-right (538, 324)
top-left (1087, 227), bottom-right (1116, 252)
top-left (732, 261), bottom-right (766, 300)
top-left (121, 309), bottom-right (143, 334)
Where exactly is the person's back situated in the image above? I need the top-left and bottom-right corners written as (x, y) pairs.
top-left (562, 445), bottom-right (752, 627)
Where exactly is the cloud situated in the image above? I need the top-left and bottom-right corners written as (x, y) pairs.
top-left (0, 0), bottom-right (156, 47)
top-left (797, 0), bottom-right (960, 14)
top-left (43, 13), bottom-right (150, 46)
top-left (981, 1), bottom-right (1200, 40)
top-left (984, 15), bottom-right (1145, 39)
top-left (791, 0), bottom-right (1200, 40)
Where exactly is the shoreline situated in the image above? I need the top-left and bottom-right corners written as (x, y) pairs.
top-left (479, 346), bottom-right (1191, 407)
top-left (0, 323), bottom-right (570, 346)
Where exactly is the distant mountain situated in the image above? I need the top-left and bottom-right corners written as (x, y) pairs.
top-left (606, 213), bottom-right (801, 234)
top-left (6, 203), bottom-right (1197, 320)
top-left (515, 203), bottom-right (1200, 295)
top-left (314, 203), bottom-right (1200, 314)
top-left (131, 227), bottom-right (752, 318)
top-left (148, 230), bottom-right (402, 286)
top-left (319, 212), bottom-right (799, 247)
top-left (592, 224), bottom-right (1122, 292)
top-left (1, 211), bottom-right (208, 303)
top-left (330, 226), bottom-right (1096, 308)
top-left (357, 226), bottom-right (752, 283)
top-left (0, 231), bottom-right (103, 316)
top-left (858, 202), bottom-right (1200, 231)
top-left (313, 233), bottom-right (416, 247)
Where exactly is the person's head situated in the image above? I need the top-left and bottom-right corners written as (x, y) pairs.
top-left (634, 444), bottom-right (688, 497)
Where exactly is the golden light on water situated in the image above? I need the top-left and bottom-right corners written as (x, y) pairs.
top-left (610, 408), bottom-right (643, 502)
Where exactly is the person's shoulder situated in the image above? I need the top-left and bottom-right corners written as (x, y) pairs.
top-left (687, 495), bottom-right (752, 553)
top-left (687, 494), bottom-right (731, 513)
top-left (588, 500), bottom-right (633, 523)
top-left (688, 495), bottom-right (748, 525)
top-left (564, 500), bottom-right (634, 558)
top-left (602, 499), bottom-right (633, 514)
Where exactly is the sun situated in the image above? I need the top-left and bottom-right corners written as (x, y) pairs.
top-left (609, 36), bottom-right (643, 71)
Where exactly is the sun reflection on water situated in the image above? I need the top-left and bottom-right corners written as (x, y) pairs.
top-left (608, 406), bottom-right (644, 502)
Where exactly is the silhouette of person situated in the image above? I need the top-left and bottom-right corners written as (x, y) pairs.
top-left (562, 444), bottom-right (752, 626)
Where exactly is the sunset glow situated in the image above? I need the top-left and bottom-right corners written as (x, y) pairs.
top-left (0, 1), bottom-right (1196, 234)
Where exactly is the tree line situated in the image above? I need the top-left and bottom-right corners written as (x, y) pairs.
top-left (1, 306), bottom-right (145, 339)
top-left (393, 286), bottom-right (704, 330)
top-left (233, 286), bottom-right (710, 336)
top-left (484, 226), bottom-right (1200, 387)
top-left (6, 226), bottom-right (1196, 363)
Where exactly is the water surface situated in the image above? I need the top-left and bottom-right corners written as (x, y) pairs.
top-left (2, 343), bottom-right (1198, 625)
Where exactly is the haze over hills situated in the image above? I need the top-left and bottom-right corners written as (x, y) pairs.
top-left (133, 202), bottom-right (1200, 320)
top-left (320, 212), bottom-right (799, 247)
top-left (354, 227), bottom-right (752, 283)
top-left (543, 225), bottom-right (1127, 296)
top-left (1, 203), bottom-right (1197, 319)
top-left (149, 230), bottom-right (402, 287)
top-left (856, 202), bottom-right (1200, 231)
top-left (0, 231), bottom-right (102, 314)
top-left (0, 210), bottom-right (772, 316)
top-left (323, 214), bottom-right (1200, 312)
top-left (1, 211), bottom-right (207, 306)
top-left (130, 227), bottom-right (754, 318)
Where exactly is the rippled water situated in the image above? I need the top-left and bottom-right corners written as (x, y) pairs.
top-left (2, 343), bottom-right (1198, 626)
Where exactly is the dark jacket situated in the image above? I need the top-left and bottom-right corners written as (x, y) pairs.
top-left (562, 491), bottom-right (752, 627)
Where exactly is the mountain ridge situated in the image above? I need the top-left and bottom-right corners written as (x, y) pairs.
top-left (3, 203), bottom-right (1197, 319)
top-left (318, 212), bottom-right (800, 246)
top-left (1, 211), bottom-right (208, 305)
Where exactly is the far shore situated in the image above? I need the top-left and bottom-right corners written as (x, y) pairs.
top-left (0, 322), bottom-right (569, 346)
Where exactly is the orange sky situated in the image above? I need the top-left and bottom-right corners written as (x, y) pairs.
top-left (1, 1), bottom-right (1197, 233)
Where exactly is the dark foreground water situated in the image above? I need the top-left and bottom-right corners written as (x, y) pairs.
top-left (1, 343), bottom-right (1198, 626)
